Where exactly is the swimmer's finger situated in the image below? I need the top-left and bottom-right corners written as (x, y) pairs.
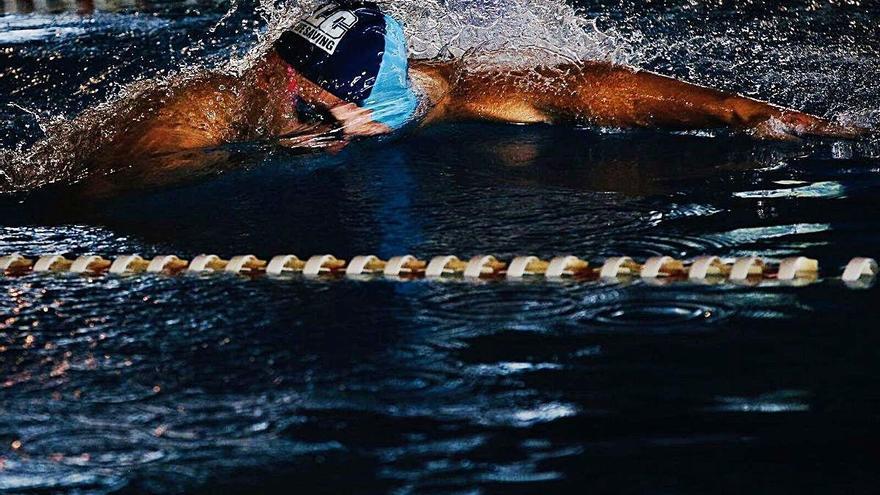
top-left (330, 103), bottom-right (392, 137)
top-left (359, 121), bottom-right (393, 136)
top-left (808, 122), bottom-right (867, 139)
top-left (780, 112), bottom-right (867, 139)
top-left (278, 131), bottom-right (344, 148)
top-left (337, 119), bottom-right (391, 137)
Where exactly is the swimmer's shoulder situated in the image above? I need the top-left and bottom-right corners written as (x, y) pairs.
top-left (408, 59), bottom-right (460, 124)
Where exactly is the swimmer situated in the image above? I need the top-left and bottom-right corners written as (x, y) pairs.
top-left (16, 0), bottom-right (865, 193)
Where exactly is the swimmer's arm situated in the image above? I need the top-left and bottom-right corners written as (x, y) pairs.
top-left (446, 62), bottom-right (861, 139)
top-left (551, 62), bottom-right (860, 139)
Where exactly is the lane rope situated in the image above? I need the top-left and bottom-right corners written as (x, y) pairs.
top-left (0, 252), bottom-right (877, 287)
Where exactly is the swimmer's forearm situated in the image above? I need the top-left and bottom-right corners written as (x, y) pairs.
top-left (566, 63), bottom-right (776, 128)
top-left (443, 61), bottom-right (837, 137)
top-left (562, 63), bottom-right (861, 138)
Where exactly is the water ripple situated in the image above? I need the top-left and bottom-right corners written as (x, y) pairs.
top-left (575, 300), bottom-right (734, 331)
top-left (416, 284), bottom-right (581, 323)
top-left (18, 427), bottom-right (165, 468)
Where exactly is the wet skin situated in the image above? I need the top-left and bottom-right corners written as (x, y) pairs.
top-left (114, 50), bottom-right (862, 153)
top-left (15, 50), bottom-right (863, 196)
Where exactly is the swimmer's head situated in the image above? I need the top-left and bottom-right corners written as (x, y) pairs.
top-left (275, 1), bottom-right (418, 130)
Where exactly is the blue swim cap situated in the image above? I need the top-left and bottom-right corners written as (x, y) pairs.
top-left (275, 1), bottom-right (418, 130)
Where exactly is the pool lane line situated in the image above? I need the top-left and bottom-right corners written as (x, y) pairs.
top-left (1, 253), bottom-right (877, 288)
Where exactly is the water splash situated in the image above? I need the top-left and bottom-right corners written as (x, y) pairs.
top-left (0, 0), bottom-right (636, 193)
top-left (605, 0), bottom-right (880, 128)
top-left (2, 0), bottom-right (879, 194)
top-left (256, 0), bottom-right (633, 66)
top-left (382, 0), bottom-right (632, 65)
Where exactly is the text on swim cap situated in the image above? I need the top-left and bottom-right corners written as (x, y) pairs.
top-left (293, 3), bottom-right (359, 55)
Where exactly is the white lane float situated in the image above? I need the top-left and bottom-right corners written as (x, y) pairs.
top-left (463, 255), bottom-right (507, 279)
top-left (383, 255), bottom-right (426, 277)
top-left (729, 257), bottom-right (765, 281)
top-left (599, 257), bottom-right (640, 278)
top-left (425, 255), bottom-right (465, 278)
top-left (266, 255), bottom-right (303, 276)
top-left (841, 257), bottom-right (878, 283)
top-left (70, 255), bottom-right (112, 274)
top-left (33, 255), bottom-right (73, 273)
top-left (147, 255), bottom-right (188, 273)
top-left (225, 255), bottom-right (266, 274)
top-left (776, 257), bottom-right (819, 281)
top-left (0, 253), bottom-right (31, 273)
top-left (0, 253), bottom-right (23, 270)
top-left (109, 255), bottom-right (149, 274)
top-left (545, 256), bottom-right (589, 279)
top-left (688, 256), bottom-right (729, 280)
top-left (640, 256), bottom-right (685, 278)
top-left (506, 256), bottom-right (551, 279)
top-left (188, 254), bottom-right (228, 273)
top-left (303, 255), bottom-right (345, 276)
top-left (383, 255), bottom-right (415, 277)
top-left (345, 255), bottom-right (385, 276)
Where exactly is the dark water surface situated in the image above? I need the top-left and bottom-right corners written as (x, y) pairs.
top-left (2, 1), bottom-right (880, 493)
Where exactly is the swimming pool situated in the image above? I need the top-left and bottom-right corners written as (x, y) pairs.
top-left (2, 0), bottom-right (879, 492)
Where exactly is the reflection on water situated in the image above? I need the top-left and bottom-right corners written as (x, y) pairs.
top-left (2, 120), bottom-right (880, 492)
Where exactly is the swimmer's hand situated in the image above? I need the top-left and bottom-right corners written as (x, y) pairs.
top-left (275, 121), bottom-right (349, 152)
top-left (276, 104), bottom-right (390, 153)
top-left (329, 103), bottom-right (392, 137)
top-left (741, 104), bottom-right (867, 141)
top-left (278, 132), bottom-right (349, 153)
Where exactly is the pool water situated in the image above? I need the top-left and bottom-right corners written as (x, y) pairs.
top-left (2, 1), bottom-right (880, 493)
